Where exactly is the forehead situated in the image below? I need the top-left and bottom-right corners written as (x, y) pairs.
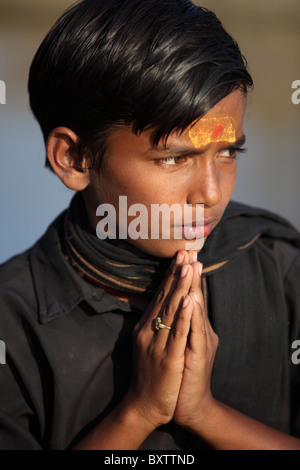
top-left (105, 89), bottom-right (246, 156)
top-left (168, 89), bottom-right (246, 147)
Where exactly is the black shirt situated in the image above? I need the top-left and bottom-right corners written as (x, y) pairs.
top-left (1, 204), bottom-right (300, 450)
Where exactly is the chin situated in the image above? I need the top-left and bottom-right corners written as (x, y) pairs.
top-left (127, 237), bottom-right (207, 258)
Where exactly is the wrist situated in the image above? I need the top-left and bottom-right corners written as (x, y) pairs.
top-left (116, 396), bottom-right (158, 436)
top-left (180, 397), bottom-right (219, 435)
top-left (72, 397), bottom-right (156, 450)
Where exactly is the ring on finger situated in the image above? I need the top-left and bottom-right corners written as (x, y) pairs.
top-left (154, 317), bottom-right (172, 331)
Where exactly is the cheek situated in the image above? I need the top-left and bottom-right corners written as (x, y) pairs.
top-left (219, 162), bottom-right (238, 195)
top-left (117, 168), bottom-right (185, 205)
top-left (105, 159), bottom-right (150, 195)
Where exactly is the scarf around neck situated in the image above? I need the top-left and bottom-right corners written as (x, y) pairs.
top-left (64, 192), bottom-right (171, 294)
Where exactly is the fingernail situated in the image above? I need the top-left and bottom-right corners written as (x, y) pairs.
top-left (199, 262), bottom-right (203, 277)
top-left (193, 251), bottom-right (198, 263)
top-left (176, 251), bottom-right (184, 264)
top-left (181, 265), bottom-right (189, 277)
top-left (193, 292), bottom-right (199, 304)
top-left (182, 295), bottom-right (190, 308)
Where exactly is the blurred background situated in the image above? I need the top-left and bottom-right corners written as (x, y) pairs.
top-left (0, 0), bottom-right (299, 263)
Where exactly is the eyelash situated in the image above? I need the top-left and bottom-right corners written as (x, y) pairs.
top-left (157, 147), bottom-right (247, 167)
top-left (218, 146), bottom-right (247, 159)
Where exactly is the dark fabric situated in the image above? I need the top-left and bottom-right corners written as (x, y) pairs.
top-left (199, 200), bottom-right (300, 265)
top-left (0, 200), bottom-right (300, 450)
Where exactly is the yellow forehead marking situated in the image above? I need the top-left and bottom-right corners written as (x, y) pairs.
top-left (188, 116), bottom-right (236, 148)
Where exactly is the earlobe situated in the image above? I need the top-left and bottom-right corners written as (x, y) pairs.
top-left (46, 127), bottom-right (90, 191)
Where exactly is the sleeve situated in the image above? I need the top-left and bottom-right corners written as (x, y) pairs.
top-left (0, 352), bottom-right (43, 450)
top-left (0, 258), bottom-right (45, 450)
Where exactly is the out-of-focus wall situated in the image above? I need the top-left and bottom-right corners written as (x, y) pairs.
top-left (0, 0), bottom-right (78, 263)
top-left (0, 0), bottom-right (299, 262)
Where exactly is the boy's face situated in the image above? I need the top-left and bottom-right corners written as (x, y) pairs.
top-left (84, 89), bottom-right (246, 257)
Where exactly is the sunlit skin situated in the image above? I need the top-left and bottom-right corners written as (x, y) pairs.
top-left (84, 89), bottom-right (246, 258)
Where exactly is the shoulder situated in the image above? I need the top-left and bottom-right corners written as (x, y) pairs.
top-left (227, 200), bottom-right (300, 253)
top-left (256, 237), bottom-right (300, 281)
top-left (0, 250), bottom-right (30, 284)
top-left (0, 251), bottom-right (37, 320)
top-left (232, 200), bottom-right (300, 288)
top-left (203, 200), bottom-right (300, 270)
top-left (232, 200), bottom-right (300, 278)
top-left (0, 211), bottom-right (67, 326)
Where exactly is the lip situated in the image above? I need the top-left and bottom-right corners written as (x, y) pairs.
top-left (202, 221), bottom-right (215, 237)
top-left (173, 220), bottom-right (216, 239)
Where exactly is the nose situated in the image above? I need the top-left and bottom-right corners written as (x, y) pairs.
top-left (186, 159), bottom-right (222, 208)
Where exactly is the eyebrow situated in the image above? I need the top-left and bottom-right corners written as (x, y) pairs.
top-left (146, 134), bottom-right (247, 157)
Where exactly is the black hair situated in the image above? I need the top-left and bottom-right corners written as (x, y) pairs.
top-left (28, 0), bottom-right (253, 171)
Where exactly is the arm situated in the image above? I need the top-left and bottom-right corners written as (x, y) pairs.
top-left (185, 399), bottom-right (300, 451)
top-left (72, 400), bottom-right (155, 450)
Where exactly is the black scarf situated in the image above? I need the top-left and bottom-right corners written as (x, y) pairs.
top-left (64, 192), bottom-right (171, 294)
top-left (64, 192), bottom-right (300, 295)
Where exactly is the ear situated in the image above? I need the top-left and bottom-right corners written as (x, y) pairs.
top-left (46, 127), bottom-right (90, 191)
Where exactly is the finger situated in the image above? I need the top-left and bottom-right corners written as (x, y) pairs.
top-left (187, 262), bottom-right (219, 355)
top-left (187, 250), bottom-right (198, 264)
top-left (191, 282), bottom-right (218, 354)
top-left (139, 250), bottom-right (191, 330)
top-left (153, 263), bottom-right (193, 349)
top-left (192, 263), bottom-right (215, 342)
top-left (188, 291), bottom-right (208, 355)
top-left (166, 294), bottom-right (193, 358)
top-left (189, 262), bottom-right (204, 310)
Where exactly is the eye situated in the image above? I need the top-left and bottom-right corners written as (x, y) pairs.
top-left (218, 147), bottom-right (247, 159)
top-left (157, 156), bottom-right (188, 167)
top-left (218, 149), bottom-right (236, 158)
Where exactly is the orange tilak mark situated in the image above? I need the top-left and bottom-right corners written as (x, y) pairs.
top-left (188, 117), bottom-right (236, 148)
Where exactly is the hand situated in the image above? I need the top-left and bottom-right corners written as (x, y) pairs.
top-left (122, 250), bottom-right (196, 430)
top-left (173, 258), bottom-right (219, 429)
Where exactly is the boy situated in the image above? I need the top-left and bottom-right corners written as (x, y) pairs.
top-left (0, 0), bottom-right (300, 450)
